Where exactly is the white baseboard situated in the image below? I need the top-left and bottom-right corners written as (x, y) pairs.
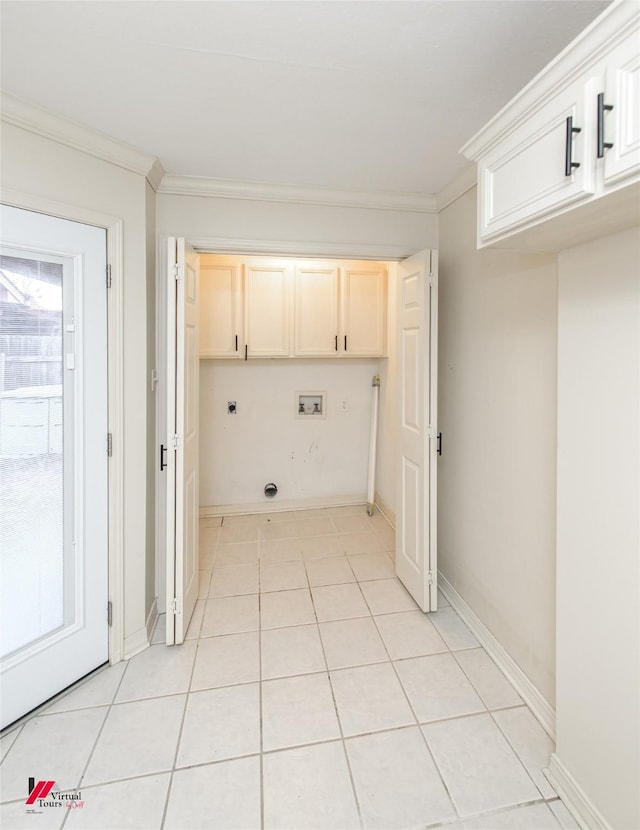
top-left (200, 493), bottom-right (367, 518)
top-left (374, 492), bottom-right (395, 527)
top-left (546, 754), bottom-right (610, 830)
top-left (123, 626), bottom-right (149, 660)
top-left (438, 574), bottom-right (556, 739)
top-left (145, 598), bottom-right (158, 644)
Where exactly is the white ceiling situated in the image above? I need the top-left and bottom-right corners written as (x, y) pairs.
top-left (1, 0), bottom-right (610, 196)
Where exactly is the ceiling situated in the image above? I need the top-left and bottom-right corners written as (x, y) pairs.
top-left (1, 0), bottom-right (611, 196)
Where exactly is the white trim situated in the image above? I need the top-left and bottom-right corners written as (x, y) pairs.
top-left (436, 165), bottom-right (477, 212)
top-left (158, 174), bottom-right (436, 214)
top-left (1, 92), bottom-right (161, 185)
top-left (0, 188), bottom-right (126, 667)
top-left (461, 0), bottom-right (640, 161)
top-left (106, 222), bottom-right (125, 665)
top-left (438, 573), bottom-right (556, 738)
top-left (146, 159), bottom-right (166, 193)
top-left (374, 493), bottom-right (396, 528)
top-left (546, 754), bottom-right (611, 830)
top-left (123, 627), bottom-right (149, 660)
top-left (188, 236), bottom-right (413, 262)
top-left (145, 597), bottom-right (159, 644)
top-left (200, 494), bottom-right (367, 518)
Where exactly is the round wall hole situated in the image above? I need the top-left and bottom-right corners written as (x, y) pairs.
top-left (264, 483), bottom-right (278, 498)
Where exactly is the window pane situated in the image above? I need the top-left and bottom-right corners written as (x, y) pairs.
top-left (0, 256), bottom-right (64, 658)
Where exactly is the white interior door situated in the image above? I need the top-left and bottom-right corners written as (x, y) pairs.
top-left (395, 249), bottom-right (438, 612)
top-left (166, 238), bottom-right (199, 645)
top-left (0, 205), bottom-right (108, 728)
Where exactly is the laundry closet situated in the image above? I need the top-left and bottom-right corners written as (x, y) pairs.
top-left (197, 254), bottom-right (391, 513)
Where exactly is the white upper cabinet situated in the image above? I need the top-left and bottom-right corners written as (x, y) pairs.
top-left (603, 27), bottom-right (640, 186)
top-left (462, 1), bottom-right (640, 249)
top-left (199, 255), bottom-right (387, 359)
top-left (199, 259), bottom-right (242, 358)
top-left (340, 265), bottom-right (387, 357)
top-left (245, 262), bottom-right (292, 358)
top-left (476, 82), bottom-right (596, 241)
top-left (294, 265), bottom-right (339, 356)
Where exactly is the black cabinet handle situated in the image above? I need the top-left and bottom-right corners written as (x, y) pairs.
top-left (565, 116), bottom-right (581, 176)
top-left (244, 344), bottom-right (248, 361)
top-left (235, 334), bottom-right (238, 351)
top-left (335, 335), bottom-right (338, 351)
top-left (344, 335), bottom-right (348, 351)
top-left (160, 444), bottom-right (167, 471)
top-left (597, 92), bottom-right (613, 158)
top-left (437, 433), bottom-right (442, 456)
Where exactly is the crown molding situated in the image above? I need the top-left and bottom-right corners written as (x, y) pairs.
top-left (146, 159), bottom-right (166, 192)
top-left (436, 164), bottom-right (477, 212)
top-left (461, 0), bottom-right (640, 161)
top-left (158, 174), bottom-right (437, 214)
top-left (1, 91), bottom-right (162, 186)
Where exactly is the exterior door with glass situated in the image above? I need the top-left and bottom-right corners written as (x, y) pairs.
top-left (0, 204), bottom-right (108, 729)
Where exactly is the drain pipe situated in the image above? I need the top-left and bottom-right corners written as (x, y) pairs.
top-left (366, 375), bottom-right (381, 517)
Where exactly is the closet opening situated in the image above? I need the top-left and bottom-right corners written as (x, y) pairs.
top-left (158, 242), bottom-right (437, 644)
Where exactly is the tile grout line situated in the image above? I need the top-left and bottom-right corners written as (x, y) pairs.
top-left (487, 704), bottom-right (558, 803)
top-left (306, 549), bottom-right (365, 830)
top-left (58, 654), bottom-right (132, 828)
top-left (158, 623), bottom-right (200, 830)
top-left (368, 607), bottom-right (462, 821)
top-left (257, 530), bottom-right (265, 830)
top-left (447, 643), bottom-right (558, 803)
top-left (0, 723), bottom-right (24, 767)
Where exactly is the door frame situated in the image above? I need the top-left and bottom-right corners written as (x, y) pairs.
top-left (2, 188), bottom-right (125, 664)
top-left (154, 234), bottom-right (420, 626)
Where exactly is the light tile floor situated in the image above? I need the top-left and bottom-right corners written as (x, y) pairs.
top-left (0, 505), bottom-right (579, 830)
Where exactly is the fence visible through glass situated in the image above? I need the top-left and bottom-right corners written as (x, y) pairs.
top-left (0, 254), bottom-right (65, 658)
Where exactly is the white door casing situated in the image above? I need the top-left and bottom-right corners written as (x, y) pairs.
top-left (0, 204), bottom-right (108, 728)
top-left (395, 249), bottom-right (438, 612)
top-left (165, 238), bottom-right (199, 645)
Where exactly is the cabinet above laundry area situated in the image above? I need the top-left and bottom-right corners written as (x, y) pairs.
top-left (199, 254), bottom-right (387, 359)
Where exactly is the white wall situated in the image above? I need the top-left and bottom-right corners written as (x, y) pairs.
top-left (555, 226), bottom-right (640, 830)
top-left (200, 359), bottom-right (380, 507)
top-left (157, 193), bottom-right (437, 255)
top-left (437, 187), bottom-right (558, 705)
top-left (1, 123), bottom-right (153, 651)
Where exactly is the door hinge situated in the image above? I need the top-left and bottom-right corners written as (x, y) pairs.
top-left (173, 263), bottom-right (181, 280)
top-left (106, 264), bottom-right (112, 289)
top-left (107, 601), bottom-right (113, 626)
top-left (427, 571), bottom-right (436, 585)
top-left (172, 433), bottom-right (181, 450)
top-left (107, 433), bottom-right (113, 457)
top-left (170, 597), bottom-right (180, 615)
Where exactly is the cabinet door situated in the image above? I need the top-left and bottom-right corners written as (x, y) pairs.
top-left (478, 83), bottom-right (595, 243)
top-left (603, 30), bottom-right (640, 186)
top-left (199, 263), bottom-right (242, 358)
top-left (294, 265), bottom-right (339, 356)
top-left (341, 266), bottom-right (387, 356)
top-left (245, 263), bottom-right (292, 357)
